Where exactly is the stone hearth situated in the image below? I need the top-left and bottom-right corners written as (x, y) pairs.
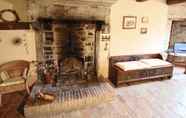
top-left (25, 82), bottom-right (115, 117)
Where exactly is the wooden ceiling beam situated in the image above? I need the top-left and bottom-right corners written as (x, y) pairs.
top-left (167, 0), bottom-right (186, 5)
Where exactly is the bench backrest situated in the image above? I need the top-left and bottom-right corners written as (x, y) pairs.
top-left (0, 60), bottom-right (29, 78)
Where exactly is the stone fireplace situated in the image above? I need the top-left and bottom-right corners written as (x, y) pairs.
top-left (31, 0), bottom-right (118, 84)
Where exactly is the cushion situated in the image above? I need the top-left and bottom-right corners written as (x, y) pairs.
top-left (140, 59), bottom-right (172, 67)
top-left (0, 77), bottom-right (24, 87)
top-left (169, 52), bottom-right (186, 57)
top-left (0, 71), bottom-right (10, 81)
top-left (8, 70), bottom-right (22, 78)
top-left (175, 53), bottom-right (186, 57)
top-left (115, 61), bottom-right (150, 71)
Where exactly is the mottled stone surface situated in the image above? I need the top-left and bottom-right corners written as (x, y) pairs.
top-left (27, 0), bottom-right (117, 22)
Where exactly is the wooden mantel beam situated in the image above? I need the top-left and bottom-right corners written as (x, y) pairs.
top-left (167, 0), bottom-right (186, 5)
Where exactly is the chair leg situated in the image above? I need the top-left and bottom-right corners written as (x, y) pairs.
top-left (17, 93), bottom-right (29, 116)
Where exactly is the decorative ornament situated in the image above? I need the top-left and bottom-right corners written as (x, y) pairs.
top-left (0, 9), bottom-right (20, 22)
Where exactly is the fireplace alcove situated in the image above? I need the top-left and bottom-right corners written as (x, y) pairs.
top-left (27, 0), bottom-right (119, 87)
top-left (35, 18), bottom-right (105, 85)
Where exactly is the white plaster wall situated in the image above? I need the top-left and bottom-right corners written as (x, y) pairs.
top-left (0, 0), bottom-right (36, 65)
top-left (110, 0), bottom-right (169, 56)
top-left (0, 0), bottom-right (28, 21)
top-left (0, 0), bottom-right (13, 10)
top-left (0, 30), bottom-right (37, 65)
top-left (98, 0), bottom-right (170, 78)
top-left (0, 0), bottom-right (13, 22)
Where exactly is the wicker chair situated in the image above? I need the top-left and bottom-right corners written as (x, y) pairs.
top-left (0, 60), bottom-right (30, 106)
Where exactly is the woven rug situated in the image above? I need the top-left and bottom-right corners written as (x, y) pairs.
top-left (24, 82), bottom-right (115, 118)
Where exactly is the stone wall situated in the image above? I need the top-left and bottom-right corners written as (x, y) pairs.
top-left (28, 0), bottom-right (117, 23)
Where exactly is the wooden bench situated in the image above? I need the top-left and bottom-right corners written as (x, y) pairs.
top-left (109, 54), bottom-right (174, 87)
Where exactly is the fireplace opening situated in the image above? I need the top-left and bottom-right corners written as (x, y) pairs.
top-left (61, 30), bottom-right (84, 60)
top-left (51, 21), bottom-right (100, 84)
top-left (59, 29), bottom-right (84, 81)
top-left (37, 19), bottom-right (104, 86)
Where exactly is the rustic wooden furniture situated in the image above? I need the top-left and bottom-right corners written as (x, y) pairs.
top-left (167, 42), bottom-right (186, 66)
top-left (0, 60), bottom-right (30, 106)
top-left (167, 54), bottom-right (186, 66)
top-left (109, 54), bottom-right (173, 87)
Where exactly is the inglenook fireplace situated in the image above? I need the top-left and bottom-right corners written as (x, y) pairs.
top-left (30, 0), bottom-right (118, 85)
top-left (36, 19), bottom-right (104, 85)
